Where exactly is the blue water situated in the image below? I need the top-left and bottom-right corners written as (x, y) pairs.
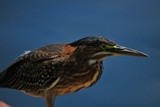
top-left (0, 0), bottom-right (160, 107)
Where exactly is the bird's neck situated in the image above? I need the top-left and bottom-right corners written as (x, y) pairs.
top-left (63, 45), bottom-right (102, 70)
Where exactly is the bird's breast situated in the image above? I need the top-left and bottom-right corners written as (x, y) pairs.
top-left (52, 62), bottom-right (103, 95)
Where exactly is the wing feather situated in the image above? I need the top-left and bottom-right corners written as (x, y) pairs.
top-left (0, 44), bottom-right (65, 92)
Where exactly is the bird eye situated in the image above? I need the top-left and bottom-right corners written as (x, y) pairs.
top-left (101, 45), bottom-right (106, 50)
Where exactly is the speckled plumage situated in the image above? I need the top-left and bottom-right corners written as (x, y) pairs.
top-left (0, 36), bottom-right (148, 107)
top-left (0, 45), bottom-right (62, 91)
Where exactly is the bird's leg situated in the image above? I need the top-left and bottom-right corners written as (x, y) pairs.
top-left (45, 91), bottom-right (56, 107)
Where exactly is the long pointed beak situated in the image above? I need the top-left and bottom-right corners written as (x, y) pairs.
top-left (112, 45), bottom-right (148, 57)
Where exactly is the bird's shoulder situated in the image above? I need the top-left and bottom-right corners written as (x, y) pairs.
top-left (36, 44), bottom-right (65, 53)
top-left (17, 44), bottom-right (77, 62)
top-left (17, 44), bottom-right (64, 61)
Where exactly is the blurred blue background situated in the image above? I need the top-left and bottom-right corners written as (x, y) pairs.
top-left (0, 0), bottom-right (160, 107)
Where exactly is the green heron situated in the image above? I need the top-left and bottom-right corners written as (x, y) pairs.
top-left (0, 36), bottom-right (148, 107)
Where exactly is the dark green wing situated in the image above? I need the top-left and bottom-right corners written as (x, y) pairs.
top-left (0, 44), bottom-right (65, 91)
